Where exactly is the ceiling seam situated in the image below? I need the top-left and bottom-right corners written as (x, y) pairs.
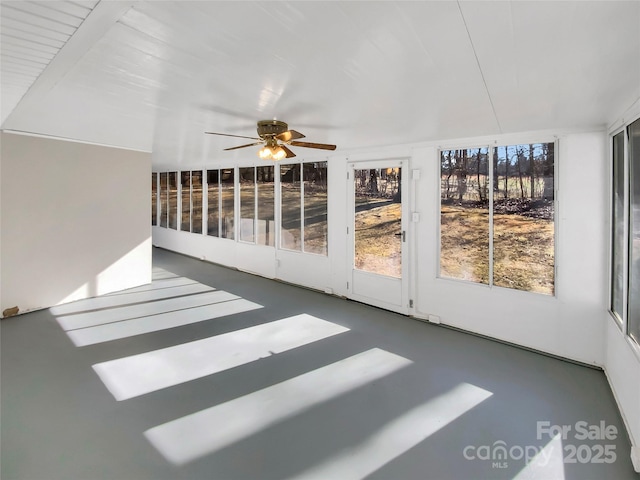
top-left (456, 1), bottom-right (503, 134)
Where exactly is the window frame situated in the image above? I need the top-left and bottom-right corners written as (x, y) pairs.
top-left (278, 160), bottom-right (329, 256)
top-left (610, 127), bottom-right (629, 330)
top-left (437, 139), bottom-right (558, 297)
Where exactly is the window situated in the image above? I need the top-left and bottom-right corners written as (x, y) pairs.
top-left (206, 168), bottom-right (234, 239)
top-left (220, 168), bottom-right (235, 240)
top-left (257, 166), bottom-right (275, 246)
top-left (151, 172), bottom-right (157, 226)
top-left (493, 143), bottom-right (555, 295)
top-left (611, 117), bottom-right (640, 348)
top-left (192, 171), bottom-right (203, 234)
top-left (440, 148), bottom-right (489, 284)
top-left (280, 163), bottom-right (302, 251)
top-left (178, 171), bottom-right (203, 234)
top-left (239, 167), bottom-right (255, 243)
top-left (303, 162), bottom-right (328, 255)
top-left (280, 162), bottom-right (328, 255)
top-left (628, 119), bottom-right (640, 344)
top-left (611, 131), bottom-right (626, 322)
top-left (181, 171), bottom-right (191, 231)
top-left (168, 172), bottom-right (178, 230)
top-left (439, 143), bottom-right (555, 295)
top-left (159, 172), bottom-right (168, 228)
top-left (207, 170), bottom-right (220, 237)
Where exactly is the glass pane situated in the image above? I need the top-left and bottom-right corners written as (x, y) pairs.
top-left (151, 172), bottom-right (157, 226)
top-left (168, 172), bottom-right (178, 229)
top-left (280, 163), bottom-right (301, 251)
top-left (440, 149), bottom-right (489, 284)
top-left (611, 131), bottom-right (625, 321)
top-left (159, 173), bottom-right (168, 228)
top-left (239, 167), bottom-right (255, 243)
top-left (181, 171), bottom-right (191, 232)
top-left (354, 167), bottom-right (401, 278)
top-left (192, 171), bottom-right (203, 234)
top-left (207, 170), bottom-right (219, 237)
top-left (220, 168), bottom-right (235, 240)
top-left (628, 119), bottom-right (640, 344)
top-left (493, 143), bottom-right (554, 294)
top-left (303, 162), bottom-right (328, 255)
top-left (257, 166), bottom-right (275, 247)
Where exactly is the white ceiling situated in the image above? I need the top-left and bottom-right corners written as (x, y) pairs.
top-left (1, 1), bottom-right (639, 168)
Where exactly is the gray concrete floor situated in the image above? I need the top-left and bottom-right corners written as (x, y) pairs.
top-left (1, 248), bottom-right (637, 480)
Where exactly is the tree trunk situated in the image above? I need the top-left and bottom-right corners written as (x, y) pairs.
top-left (529, 144), bottom-right (535, 199)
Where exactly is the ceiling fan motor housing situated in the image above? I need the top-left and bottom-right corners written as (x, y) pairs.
top-left (257, 119), bottom-right (288, 138)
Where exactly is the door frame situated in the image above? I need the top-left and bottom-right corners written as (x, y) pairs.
top-left (346, 159), bottom-right (410, 314)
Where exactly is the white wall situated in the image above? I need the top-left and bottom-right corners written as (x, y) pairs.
top-left (0, 132), bottom-right (151, 315)
top-left (605, 319), bottom-right (640, 457)
top-left (412, 131), bottom-right (608, 366)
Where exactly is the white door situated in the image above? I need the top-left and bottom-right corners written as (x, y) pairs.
top-left (347, 160), bottom-right (409, 313)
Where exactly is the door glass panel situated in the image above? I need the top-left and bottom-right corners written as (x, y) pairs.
top-left (257, 166), bottom-right (275, 246)
top-left (192, 171), bottom-right (203, 234)
top-left (239, 167), bottom-right (255, 242)
top-left (281, 163), bottom-right (301, 251)
top-left (354, 167), bottom-right (402, 278)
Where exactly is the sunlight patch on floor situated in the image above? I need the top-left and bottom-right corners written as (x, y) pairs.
top-left (93, 314), bottom-right (349, 400)
top-left (513, 433), bottom-right (565, 480)
top-left (290, 382), bottom-right (493, 480)
top-left (51, 280), bottom-right (212, 316)
top-left (65, 298), bottom-right (263, 346)
top-left (57, 290), bottom-right (235, 330)
top-left (144, 348), bottom-right (412, 465)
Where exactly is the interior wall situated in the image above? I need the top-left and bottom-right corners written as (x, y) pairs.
top-left (0, 132), bottom-right (152, 315)
top-left (413, 131), bottom-right (608, 366)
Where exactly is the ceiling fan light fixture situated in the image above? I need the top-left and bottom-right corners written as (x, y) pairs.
top-left (258, 146), bottom-right (272, 159)
top-left (257, 144), bottom-right (287, 161)
top-left (272, 146), bottom-right (286, 161)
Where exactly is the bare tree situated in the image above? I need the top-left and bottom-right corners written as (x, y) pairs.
top-left (457, 149), bottom-right (468, 202)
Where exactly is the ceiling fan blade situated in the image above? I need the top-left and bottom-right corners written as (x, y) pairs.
top-left (289, 140), bottom-right (336, 151)
top-left (276, 129), bottom-right (305, 142)
top-left (280, 144), bottom-right (296, 158)
top-left (224, 142), bottom-right (264, 151)
top-left (205, 131), bottom-right (261, 141)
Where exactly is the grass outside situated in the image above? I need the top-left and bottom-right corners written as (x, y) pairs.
top-left (355, 200), bottom-right (401, 277)
top-left (441, 204), bottom-right (554, 294)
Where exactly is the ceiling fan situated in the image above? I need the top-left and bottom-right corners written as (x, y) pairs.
top-left (205, 119), bottom-right (336, 160)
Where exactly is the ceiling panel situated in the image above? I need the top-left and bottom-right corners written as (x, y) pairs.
top-left (0, 0), bottom-right (98, 123)
top-left (1, 1), bottom-right (639, 167)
